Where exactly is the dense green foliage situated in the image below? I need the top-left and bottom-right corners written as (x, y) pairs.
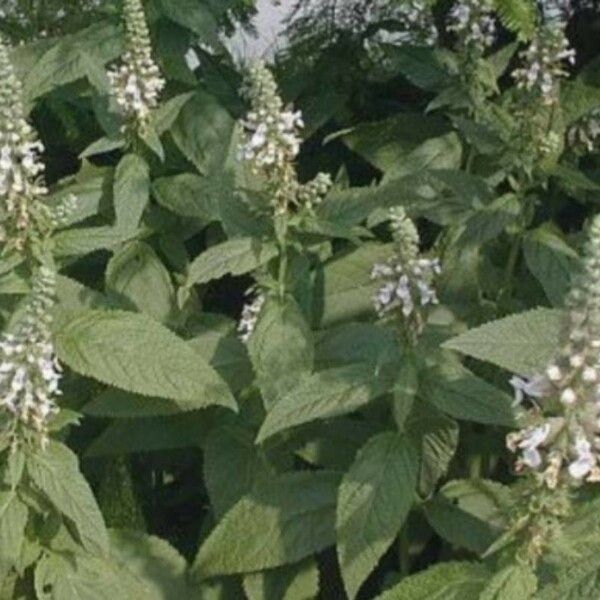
top-left (3, 0), bottom-right (600, 598)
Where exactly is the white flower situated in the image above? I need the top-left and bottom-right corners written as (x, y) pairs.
top-left (519, 424), bottom-right (551, 469)
top-left (568, 434), bottom-right (596, 479)
top-left (238, 292), bottom-right (266, 343)
top-left (568, 109), bottom-right (600, 153)
top-left (0, 267), bottom-right (61, 442)
top-left (512, 25), bottom-right (575, 105)
top-left (560, 387), bottom-right (578, 406)
top-left (107, 0), bottom-right (165, 131)
top-left (507, 215), bottom-right (600, 489)
top-left (509, 374), bottom-right (550, 406)
top-left (372, 209), bottom-right (440, 331)
top-left (239, 65), bottom-right (304, 173)
top-left (0, 37), bottom-right (67, 250)
top-left (238, 62), bottom-right (331, 214)
top-left (448, 0), bottom-right (496, 53)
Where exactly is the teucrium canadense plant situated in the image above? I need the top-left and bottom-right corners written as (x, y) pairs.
top-left (4, 0), bottom-right (600, 597)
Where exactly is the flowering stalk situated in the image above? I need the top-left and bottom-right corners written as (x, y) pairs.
top-left (506, 214), bottom-right (600, 561)
top-left (448, 0), bottom-right (497, 56)
top-left (0, 265), bottom-right (61, 449)
top-left (0, 37), bottom-right (71, 252)
top-left (239, 61), bottom-right (331, 217)
top-left (0, 38), bottom-right (73, 450)
top-left (238, 290), bottom-right (266, 343)
top-left (364, 0), bottom-right (438, 65)
top-left (371, 208), bottom-right (441, 341)
top-left (107, 0), bottom-right (165, 137)
top-left (512, 24), bottom-right (575, 106)
top-left (567, 109), bottom-right (600, 154)
top-left (238, 61), bottom-right (332, 331)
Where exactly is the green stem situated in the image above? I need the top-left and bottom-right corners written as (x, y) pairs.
top-left (278, 242), bottom-right (287, 300)
top-left (469, 453), bottom-right (483, 479)
top-left (275, 212), bottom-right (289, 301)
top-left (503, 234), bottom-right (521, 295)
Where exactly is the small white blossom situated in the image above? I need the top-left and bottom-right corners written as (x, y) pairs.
top-left (568, 109), bottom-right (600, 153)
top-left (540, 0), bottom-right (574, 24)
top-left (372, 208), bottom-right (440, 335)
top-left (366, 0), bottom-right (438, 50)
top-left (0, 36), bottom-right (74, 251)
top-left (0, 266), bottom-right (61, 445)
top-left (520, 424), bottom-right (551, 469)
top-left (107, 0), bottom-right (165, 132)
top-left (510, 374), bottom-right (551, 406)
top-left (239, 62), bottom-right (303, 174)
top-left (507, 216), bottom-right (600, 489)
top-left (238, 62), bottom-right (331, 215)
top-left (568, 432), bottom-right (596, 479)
top-left (448, 0), bottom-right (496, 54)
top-left (238, 292), bottom-right (265, 343)
top-left (512, 25), bottom-right (575, 105)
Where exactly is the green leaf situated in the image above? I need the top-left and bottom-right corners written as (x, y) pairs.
top-left (85, 412), bottom-right (218, 457)
top-left (408, 408), bottom-right (459, 496)
top-left (188, 329), bottom-right (254, 394)
top-left (337, 432), bottom-right (419, 599)
top-left (153, 173), bottom-right (219, 221)
top-left (109, 529), bottom-right (199, 600)
top-left (54, 309), bottom-right (236, 410)
top-left (243, 559), bottom-right (319, 600)
top-left (170, 90), bottom-right (235, 175)
top-left (0, 492), bottom-right (28, 573)
top-left (424, 479), bottom-right (512, 555)
top-left (561, 80), bottom-right (600, 125)
top-left (375, 561), bottom-right (490, 599)
top-left (186, 238), bottom-right (278, 287)
top-left (443, 308), bottom-right (564, 376)
top-left (523, 225), bottom-right (581, 307)
top-left (48, 165), bottom-right (112, 227)
top-left (480, 563), bottom-right (537, 599)
top-left (55, 275), bottom-right (113, 311)
top-left (256, 363), bottom-right (393, 443)
top-left (296, 418), bottom-right (377, 471)
top-left (536, 535), bottom-right (600, 598)
top-left (113, 154), bottom-right (150, 234)
top-left (423, 362), bottom-right (517, 427)
top-left (153, 92), bottom-right (195, 134)
top-left (391, 133), bottom-right (463, 179)
top-left (317, 243), bottom-right (393, 327)
top-left (204, 424), bottom-right (272, 518)
top-left (34, 549), bottom-right (151, 600)
top-left (493, 0), bottom-right (537, 40)
top-left (80, 136), bottom-right (125, 159)
top-left (23, 23), bottom-right (123, 102)
top-left (458, 194), bottom-right (520, 246)
top-left (377, 46), bottom-right (449, 91)
top-left (139, 126), bottom-right (165, 162)
top-left (248, 297), bottom-right (314, 409)
top-left (53, 226), bottom-right (134, 257)
top-left (193, 471), bottom-right (340, 577)
top-left (338, 113), bottom-right (449, 173)
top-left (106, 242), bottom-right (175, 323)
top-left (157, 0), bottom-right (220, 44)
top-left (83, 389), bottom-right (181, 419)
top-left (452, 117), bottom-right (504, 155)
top-left (26, 441), bottom-right (109, 557)
top-left (315, 322), bottom-right (399, 370)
